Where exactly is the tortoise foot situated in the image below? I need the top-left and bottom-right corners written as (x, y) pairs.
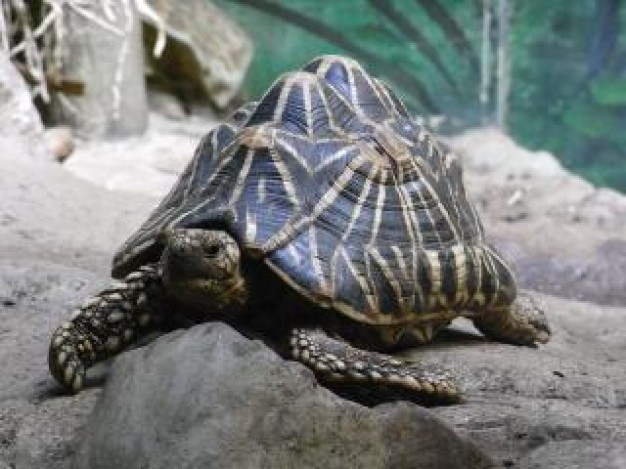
top-left (289, 328), bottom-right (461, 406)
top-left (48, 265), bottom-right (162, 392)
top-left (474, 291), bottom-right (551, 346)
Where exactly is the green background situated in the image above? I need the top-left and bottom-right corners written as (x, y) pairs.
top-left (215, 0), bottom-right (626, 193)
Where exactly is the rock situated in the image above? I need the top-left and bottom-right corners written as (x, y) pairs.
top-left (142, 0), bottom-right (253, 110)
top-left (0, 140), bottom-right (154, 271)
top-left (0, 260), bottom-right (108, 469)
top-left (50, 0), bottom-right (147, 137)
top-left (73, 323), bottom-right (493, 469)
top-left (0, 141), bottom-right (145, 466)
top-left (494, 237), bottom-right (626, 306)
top-left (63, 113), bottom-right (217, 197)
top-left (45, 126), bottom-right (75, 162)
top-left (446, 128), bottom-right (626, 306)
top-left (0, 51), bottom-right (48, 159)
top-left (14, 391), bottom-right (100, 469)
top-left (517, 441), bottom-right (626, 469)
top-left (424, 293), bottom-right (626, 467)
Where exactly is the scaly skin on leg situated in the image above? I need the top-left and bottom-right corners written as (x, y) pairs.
top-left (48, 264), bottom-right (166, 392)
top-left (49, 229), bottom-right (246, 393)
top-left (472, 291), bottom-right (551, 346)
top-left (289, 328), bottom-right (461, 405)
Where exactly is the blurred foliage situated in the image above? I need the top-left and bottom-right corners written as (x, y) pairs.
top-left (509, 0), bottom-right (626, 192)
top-left (215, 0), bottom-right (626, 192)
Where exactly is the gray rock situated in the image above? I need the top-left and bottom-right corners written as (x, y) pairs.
top-left (426, 294), bottom-right (626, 467)
top-left (14, 391), bottom-right (100, 469)
top-left (73, 323), bottom-right (493, 469)
top-left (0, 140), bottom-right (154, 271)
top-left (0, 52), bottom-right (48, 159)
top-left (494, 237), bottom-right (626, 307)
top-left (0, 260), bottom-right (108, 469)
top-left (447, 128), bottom-right (626, 306)
top-left (50, 0), bottom-right (147, 137)
top-left (142, 0), bottom-right (253, 110)
top-left (0, 133), bottom-right (151, 468)
top-left (518, 441), bottom-right (626, 469)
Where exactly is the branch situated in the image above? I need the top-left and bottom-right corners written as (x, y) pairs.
top-left (135, 0), bottom-right (167, 57)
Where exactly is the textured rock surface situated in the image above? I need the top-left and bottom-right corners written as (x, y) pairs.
top-left (0, 140), bottom-right (153, 272)
top-left (0, 52), bottom-right (48, 159)
top-left (517, 441), bottom-right (626, 469)
top-left (74, 323), bottom-right (492, 469)
top-left (447, 128), bottom-right (626, 306)
top-left (0, 144), bottom-right (151, 467)
top-left (143, 0), bottom-right (253, 109)
top-left (1, 120), bottom-right (625, 468)
top-left (421, 296), bottom-right (626, 467)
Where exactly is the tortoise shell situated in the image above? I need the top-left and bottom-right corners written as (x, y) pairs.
top-left (113, 55), bottom-right (516, 325)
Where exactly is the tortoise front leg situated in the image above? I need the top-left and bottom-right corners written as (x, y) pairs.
top-left (48, 264), bottom-right (167, 392)
top-left (288, 328), bottom-right (460, 405)
top-left (472, 291), bottom-right (551, 346)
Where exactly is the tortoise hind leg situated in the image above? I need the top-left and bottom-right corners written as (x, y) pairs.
top-left (472, 291), bottom-right (551, 346)
top-left (288, 328), bottom-right (460, 406)
top-left (49, 264), bottom-right (166, 392)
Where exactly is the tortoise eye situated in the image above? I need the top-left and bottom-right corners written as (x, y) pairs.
top-left (205, 244), bottom-right (221, 257)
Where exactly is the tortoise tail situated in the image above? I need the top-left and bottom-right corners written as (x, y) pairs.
top-left (48, 264), bottom-right (164, 392)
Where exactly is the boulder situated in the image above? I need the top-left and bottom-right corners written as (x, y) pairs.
top-left (73, 323), bottom-right (493, 469)
top-left (142, 0), bottom-right (253, 110)
top-left (447, 128), bottom-right (626, 306)
top-left (0, 52), bottom-right (48, 159)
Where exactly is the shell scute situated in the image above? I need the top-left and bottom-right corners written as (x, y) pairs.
top-left (113, 55), bottom-right (515, 324)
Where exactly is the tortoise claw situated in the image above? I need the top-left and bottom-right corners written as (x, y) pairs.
top-left (49, 322), bottom-right (88, 393)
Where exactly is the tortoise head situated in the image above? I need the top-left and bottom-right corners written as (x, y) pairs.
top-left (160, 229), bottom-right (248, 315)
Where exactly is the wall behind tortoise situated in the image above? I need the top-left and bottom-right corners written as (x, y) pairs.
top-left (216, 0), bottom-right (626, 193)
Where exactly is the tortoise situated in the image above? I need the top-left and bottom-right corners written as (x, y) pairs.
top-left (49, 55), bottom-right (550, 405)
